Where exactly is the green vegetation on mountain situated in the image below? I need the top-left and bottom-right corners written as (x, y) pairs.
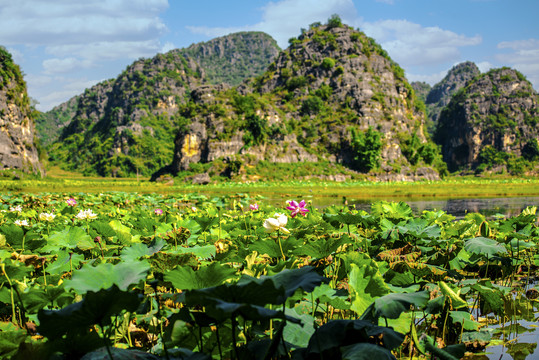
top-left (35, 95), bottom-right (79, 146)
top-left (181, 31), bottom-right (280, 86)
top-left (38, 21), bottom-right (539, 182)
top-left (45, 32), bottom-right (280, 177)
top-left (157, 17), bottom-right (446, 182)
top-left (435, 66), bottom-right (539, 174)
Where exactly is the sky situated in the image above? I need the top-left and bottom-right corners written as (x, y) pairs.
top-left (1, 0), bottom-right (538, 112)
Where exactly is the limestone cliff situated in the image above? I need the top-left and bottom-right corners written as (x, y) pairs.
top-left (0, 47), bottom-right (43, 175)
top-left (47, 32), bottom-right (280, 177)
top-left (435, 67), bottom-right (539, 171)
top-left (157, 19), bottom-right (444, 181)
top-left (426, 62), bottom-right (480, 130)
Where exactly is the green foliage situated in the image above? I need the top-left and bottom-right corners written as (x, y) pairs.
top-left (327, 14), bottom-right (343, 28)
top-left (350, 127), bottom-right (382, 172)
top-left (400, 133), bottom-right (439, 166)
top-left (321, 57), bottom-right (336, 70)
top-left (244, 114), bottom-right (269, 146)
top-left (315, 84), bottom-right (333, 100)
top-left (522, 139), bottom-right (539, 161)
top-left (300, 95), bottom-right (324, 115)
top-left (477, 145), bottom-right (509, 167)
top-left (286, 75), bottom-right (308, 91)
top-left (1, 191), bottom-right (536, 359)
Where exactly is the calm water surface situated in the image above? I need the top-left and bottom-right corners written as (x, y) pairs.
top-left (350, 196), bottom-right (539, 218)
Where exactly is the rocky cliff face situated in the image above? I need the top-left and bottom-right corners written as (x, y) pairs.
top-left (48, 32), bottom-right (281, 177)
top-left (0, 47), bottom-right (43, 175)
top-left (425, 62), bottom-right (480, 134)
top-left (159, 20), bottom-right (443, 181)
top-left (435, 67), bottom-right (539, 171)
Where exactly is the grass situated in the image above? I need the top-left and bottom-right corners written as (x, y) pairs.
top-left (1, 170), bottom-right (539, 204)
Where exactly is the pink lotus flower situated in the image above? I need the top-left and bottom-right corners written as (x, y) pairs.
top-left (249, 203), bottom-right (259, 211)
top-left (154, 208), bottom-right (163, 215)
top-left (66, 198), bottom-right (77, 206)
top-left (286, 200), bottom-right (309, 218)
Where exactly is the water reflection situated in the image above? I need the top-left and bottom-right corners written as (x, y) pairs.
top-left (350, 196), bottom-right (539, 218)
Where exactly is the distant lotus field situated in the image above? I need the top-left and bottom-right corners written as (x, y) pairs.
top-left (0, 191), bottom-right (537, 359)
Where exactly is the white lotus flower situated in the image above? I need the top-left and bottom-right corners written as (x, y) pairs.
top-left (263, 213), bottom-right (289, 234)
top-left (75, 209), bottom-right (98, 220)
top-left (14, 219), bottom-right (29, 227)
top-left (39, 212), bottom-right (56, 222)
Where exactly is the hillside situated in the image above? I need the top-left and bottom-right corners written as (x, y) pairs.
top-left (47, 32), bottom-right (280, 177)
top-left (0, 47), bottom-right (43, 175)
top-left (181, 31), bottom-right (280, 86)
top-left (435, 67), bottom-right (539, 173)
top-left (35, 95), bottom-right (79, 146)
top-left (155, 17), bottom-right (446, 182)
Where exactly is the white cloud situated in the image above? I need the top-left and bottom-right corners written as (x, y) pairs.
top-left (42, 57), bottom-right (93, 74)
top-left (496, 39), bottom-right (539, 90)
top-left (361, 20), bottom-right (482, 67)
top-left (406, 70), bottom-right (448, 86)
top-left (188, 0), bottom-right (356, 48)
top-left (160, 42), bottom-right (176, 53)
top-left (26, 75), bottom-right (103, 111)
top-left (46, 40), bottom-right (162, 62)
top-left (476, 61), bottom-right (494, 73)
top-left (0, 0), bottom-right (168, 61)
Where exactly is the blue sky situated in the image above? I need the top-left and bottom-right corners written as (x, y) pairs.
top-left (1, 0), bottom-right (538, 111)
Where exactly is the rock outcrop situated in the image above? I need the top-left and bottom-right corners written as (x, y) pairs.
top-left (0, 47), bottom-right (43, 175)
top-left (419, 62), bottom-right (481, 135)
top-left (158, 20), bottom-right (443, 179)
top-left (47, 32), bottom-right (281, 177)
top-left (435, 67), bottom-right (539, 171)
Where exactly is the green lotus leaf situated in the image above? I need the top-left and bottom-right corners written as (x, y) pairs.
top-left (461, 329), bottom-right (493, 343)
top-left (64, 260), bottom-right (150, 294)
top-left (44, 226), bottom-right (94, 252)
top-left (348, 261), bottom-right (391, 316)
top-left (193, 216), bottom-right (219, 233)
top-left (449, 311), bottom-right (480, 330)
top-left (164, 262), bottom-right (238, 291)
top-left (306, 319), bottom-right (404, 357)
top-left (168, 244), bottom-right (216, 260)
top-left (283, 307), bottom-right (315, 348)
top-left (186, 266), bottom-right (328, 308)
top-left (90, 221), bottom-right (116, 238)
top-left (0, 323), bottom-right (27, 359)
top-left (371, 201), bottom-right (413, 221)
top-left (120, 238), bottom-right (166, 261)
top-left (341, 342), bottom-right (397, 360)
top-left (0, 224), bottom-right (23, 247)
top-left (438, 281), bottom-right (468, 309)
top-left (397, 218), bottom-right (441, 240)
top-left (1, 259), bottom-right (33, 284)
top-left (46, 250), bottom-right (84, 275)
top-left (38, 285), bottom-right (142, 339)
top-left (206, 298), bottom-right (302, 323)
top-left (360, 291), bottom-right (429, 323)
top-left (464, 237), bottom-right (507, 257)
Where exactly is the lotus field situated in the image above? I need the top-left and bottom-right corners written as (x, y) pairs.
top-left (0, 192), bottom-right (538, 359)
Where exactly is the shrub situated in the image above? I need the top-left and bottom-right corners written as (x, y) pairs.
top-left (301, 96), bottom-right (324, 115)
top-left (321, 57), bottom-right (336, 70)
top-left (327, 14), bottom-right (343, 28)
top-left (350, 127), bottom-right (382, 172)
top-left (522, 139), bottom-right (539, 161)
